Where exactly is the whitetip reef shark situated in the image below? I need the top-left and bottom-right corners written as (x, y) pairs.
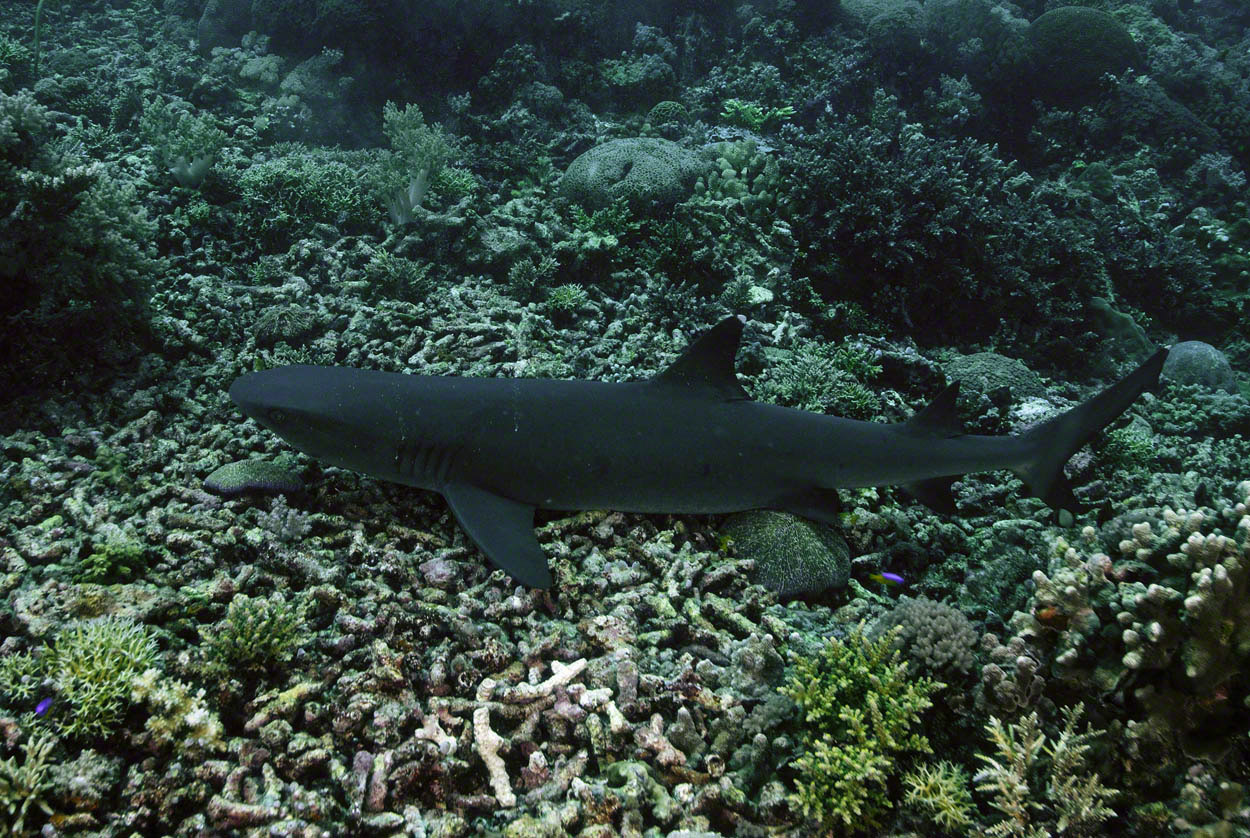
top-left (229, 316), bottom-right (1167, 588)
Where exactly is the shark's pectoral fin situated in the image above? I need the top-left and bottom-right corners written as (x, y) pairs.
top-left (773, 487), bottom-right (843, 527)
top-left (442, 483), bottom-right (553, 588)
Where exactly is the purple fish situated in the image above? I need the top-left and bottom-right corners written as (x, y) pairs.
top-left (868, 571), bottom-right (905, 586)
top-left (34, 697), bottom-right (52, 716)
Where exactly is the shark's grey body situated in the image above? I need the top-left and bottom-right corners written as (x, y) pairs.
top-left (229, 316), bottom-right (1167, 587)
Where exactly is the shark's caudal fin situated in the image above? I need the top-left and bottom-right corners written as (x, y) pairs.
top-left (1014, 348), bottom-right (1169, 512)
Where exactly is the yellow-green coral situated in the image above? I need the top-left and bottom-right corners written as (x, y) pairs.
top-left (780, 623), bottom-right (941, 833)
top-left (200, 592), bottom-right (307, 677)
top-left (974, 703), bottom-right (1117, 837)
top-left (0, 732), bottom-right (54, 837)
top-left (46, 616), bottom-right (158, 739)
top-left (902, 760), bottom-right (974, 832)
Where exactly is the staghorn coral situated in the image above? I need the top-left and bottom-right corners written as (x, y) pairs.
top-left (46, 616), bottom-right (159, 739)
top-left (779, 623), bottom-right (941, 833)
top-left (199, 592), bottom-right (307, 679)
top-left (0, 732), bottom-right (54, 837)
top-left (974, 703), bottom-right (1117, 837)
top-left (901, 760), bottom-right (974, 833)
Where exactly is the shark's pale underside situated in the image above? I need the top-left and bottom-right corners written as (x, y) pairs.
top-left (229, 316), bottom-right (1167, 588)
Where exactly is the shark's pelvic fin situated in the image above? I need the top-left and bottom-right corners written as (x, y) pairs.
top-left (1014, 348), bottom-right (1169, 512)
top-left (442, 483), bottom-right (553, 588)
top-left (772, 487), bottom-right (843, 526)
top-left (651, 315), bottom-right (751, 401)
top-left (904, 476), bottom-right (959, 514)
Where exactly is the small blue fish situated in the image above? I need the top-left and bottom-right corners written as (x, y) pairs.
top-left (34, 697), bottom-right (52, 716)
top-left (868, 571), bottom-right (904, 586)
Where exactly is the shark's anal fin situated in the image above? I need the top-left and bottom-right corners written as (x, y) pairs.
top-left (773, 487), bottom-right (843, 527)
top-left (442, 483), bottom-right (552, 588)
top-left (903, 477), bottom-right (959, 514)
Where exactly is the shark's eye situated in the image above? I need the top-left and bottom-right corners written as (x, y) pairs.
top-left (267, 408), bottom-right (287, 423)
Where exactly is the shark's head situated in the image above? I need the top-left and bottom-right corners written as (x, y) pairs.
top-left (230, 366), bottom-right (401, 474)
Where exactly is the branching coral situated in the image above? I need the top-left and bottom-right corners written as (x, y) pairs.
top-left (1008, 482), bottom-right (1250, 765)
top-left (199, 592), bottom-right (307, 678)
top-left (974, 703), bottom-right (1117, 837)
top-left (46, 616), bottom-right (158, 739)
top-left (780, 624), bottom-right (941, 833)
top-left (902, 760), bottom-right (974, 832)
top-left (0, 733), bottom-right (54, 837)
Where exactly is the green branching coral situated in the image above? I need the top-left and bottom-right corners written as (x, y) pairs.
top-left (692, 140), bottom-right (785, 223)
top-left (0, 732), bottom-right (54, 836)
top-left (137, 97), bottom-right (228, 189)
top-left (719, 98), bottom-right (794, 132)
top-left (238, 152), bottom-right (374, 248)
top-left (75, 535), bottom-right (148, 583)
top-left (780, 624), bottom-right (941, 833)
top-left (46, 617), bottom-right (158, 739)
top-left (200, 593), bottom-right (307, 678)
top-left (0, 89), bottom-right (161, 396)
top-left (902, 760), bottom-right (974, 833)
top-left (753, 338), bottom-right (882, 419)
top-left (974, 704), bottom-right (1117, 837)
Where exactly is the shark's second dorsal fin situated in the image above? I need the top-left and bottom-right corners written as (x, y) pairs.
top-left (651, 315), bottom-right (751, 400)
top-left (902, 382), bottom-right (963, 437)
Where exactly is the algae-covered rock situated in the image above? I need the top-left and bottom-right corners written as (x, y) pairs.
top-left (946, 351), bottom-right (1046, 399)
top-left (558, 137), bottom-right (710, 211)
top-left (1026, 7), bottom-right (1138, 105)
top-left (204, 459), bottom-right (303, 495)
top-left (1162, 341), bottom-right (1238, 394)
top-left (721, 510), bottom-right (850, 596)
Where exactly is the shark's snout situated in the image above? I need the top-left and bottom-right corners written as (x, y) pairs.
top-left (228, 372), bottom-right (268, 420)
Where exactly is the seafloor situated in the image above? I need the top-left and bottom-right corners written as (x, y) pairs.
top-left (2, 0), bottom-right (1250, 836)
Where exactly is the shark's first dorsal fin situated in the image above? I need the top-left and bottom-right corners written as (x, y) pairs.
top-left (651, 315), bottom-right (751, 400)
top-left (902, 382), bottom-right (963, 437)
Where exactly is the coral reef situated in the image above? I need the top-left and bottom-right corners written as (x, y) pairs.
top-left (720, 510), bottom-right (850, 596)
top-left (0, 0), bottom-right (1245, 833)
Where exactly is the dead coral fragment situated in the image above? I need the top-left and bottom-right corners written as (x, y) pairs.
top-left (473, 659), bottom-right (588, 808)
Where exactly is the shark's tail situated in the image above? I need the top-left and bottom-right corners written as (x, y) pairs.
top-left (1013, 348), bottom-right (1168, 512)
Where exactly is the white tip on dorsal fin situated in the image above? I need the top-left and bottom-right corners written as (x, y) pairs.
top-left (651, 315), bottom-right (751, 400)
